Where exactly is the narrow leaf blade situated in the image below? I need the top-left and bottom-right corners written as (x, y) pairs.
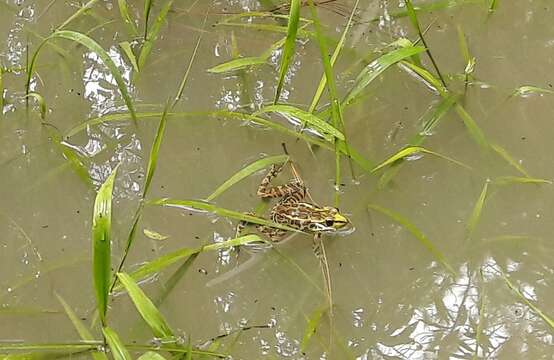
top-left (116, 272), bottom-right (174, 338)
top-left (92, 165), bottom-right (119, 325)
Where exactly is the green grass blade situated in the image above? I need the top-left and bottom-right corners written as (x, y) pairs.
top-left (300, 305), bottom-right (328, 352)
top-left (466, 181), bottom-right (489, 238)
top-left (218, 22), bottom-right (312, 38)
top-left (490, 143), bottom-right (529, 177)
top-left (149, 198), bottom-right (303, 233)
top-left (343, 46), bottom-right (426, 106)
top-left (489, 0), bottom-right (498, 12)
top-left (138, 0), bottom-right (174, 71)
top-left (398, 60), bottom-right (447, 95)
top-left (309, 0), bottom-right (359, 112)
top-left (25, 92), bottom-right (47, 120)
top-left (56, 294), bottom-right (108, 360)
top-left (116, 235), bottom-right (262, 288)
top-left (119, 41), bottom-right (139, 72)
top-left (173, 21), bottom-right (205, 106)
top-left (367, 204), bottom-right (455, 275)
top-left (49, 30), bottom-right (137, 122)
top-left (116, 272), bottom-right (174, 338)
top-left (493, 176), bottom-right (552, 186)
top-left (256, 104), bottom-right (345, 141)
top-left (92, 164), bottom-right (119, 326)
top-left (103, 327), bottom-right (132, 360)
top-left (56, 0), bottom-right (100, 30)
top-left (143, 0), bottom-right (153, 40)
top-left (0, 69), bottom-right (3, 112)
top-left (118, 0), bottom-right (138, 36)
top-left (138, 352), bottom-right (167, 360)
top-left (207, 56), bottom-right (267, 74)
top-left (379, 95), bottom-right (460, 188)
top-left (143, 102), bottom-right (169, 198)
top-left (404, 0), bottom-right (446, 86)
top-left (124, 247), bottom-right (199, 286)
top-left (206, 154), bottom-right (289, 201)
top-left (64, 110), bottom-right (375, 173)
top-left (274, 0), bottom-right (300, 103)
top-left (502, 273), bottom-right (554, 330)
top-left (371, 146), bottom-right (471, 173)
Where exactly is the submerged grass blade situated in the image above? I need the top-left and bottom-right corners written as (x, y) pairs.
top-left (343, 46), bottom-right (426, 106)
top-left (116, 272), bottom-right (173, 338)
top-left (300, 305), bottom-right (328, 352)
top-left (56, 0), bottom-right (100, 30)
top-left (371, 146), bottom-right (471, 173)
top-left (274, 0), bottom-right (300, 103)
top-left (493, 176), bottom-right (552, 186)
top-left (368, 204), bottom-right (455, 275)
top-left (454, 104), bottom-right (488, 149)
top-left (37, 30), bottom-right (137, 122)
top-left (377, 95), bottom-right (456, 188)
top-left (502, 273), bottom-right (554, 330)
top-left (466, 181), bottom-right (489, 239)
top-left (25, 92), bottom-right (47, 120)
top-left (490, 143), bottom-right (529, 178)
top-left (118, 0), bottom-right (138, 36)
top-left (92, 164), bottom-right (119, 326)
top-left (56, 294), bottom-right (108, 360)
top-left (154, 252), bottom-right (199, 307)
top-left (103, 327), bottom-right (132, 360)
top-left (55, 294), bottom-right (94, 340)
top-left (138, 0), bottom-right (174, 71)
top-left (206, 154), bottom-right (289, 201)
top-left (207, 57), bottom-right (267, 74)
top-left (511, 85), bottom-right (554, 97)
top-left (256, 104), bottom-right (345, 141)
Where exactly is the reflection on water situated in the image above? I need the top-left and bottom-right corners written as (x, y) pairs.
top-left (1, 0), bottom-right (554, 358)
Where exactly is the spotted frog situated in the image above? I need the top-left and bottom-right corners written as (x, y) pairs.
top-left (237, 162), bottom-right (352, 242)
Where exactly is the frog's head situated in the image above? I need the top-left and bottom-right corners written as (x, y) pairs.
top-left (307, 206), bottom-right (352, 234)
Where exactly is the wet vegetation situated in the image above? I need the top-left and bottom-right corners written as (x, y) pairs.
top-left (2, 0), bottom-right (554, 358)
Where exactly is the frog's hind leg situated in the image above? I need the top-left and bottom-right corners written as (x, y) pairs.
top-left (257, 225), bottom-right (288, 242)
top-left (257, 164), bottom-right (306, 200)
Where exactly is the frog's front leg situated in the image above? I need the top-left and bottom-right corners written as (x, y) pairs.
top-left (257, 164), bottom-right (306, 201)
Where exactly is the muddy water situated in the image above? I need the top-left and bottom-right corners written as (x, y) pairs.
top-left (2, 0), bottom-right (554, 358)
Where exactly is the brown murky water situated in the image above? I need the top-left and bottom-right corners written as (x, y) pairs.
top-left (2, 0), bottom-right (554, 358)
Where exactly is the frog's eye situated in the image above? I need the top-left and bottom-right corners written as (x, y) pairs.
top-left (325, 220), bottom-right (334, 227)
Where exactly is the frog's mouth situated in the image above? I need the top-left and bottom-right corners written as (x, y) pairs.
top-left (332, 222), bottom-right (355, 236)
